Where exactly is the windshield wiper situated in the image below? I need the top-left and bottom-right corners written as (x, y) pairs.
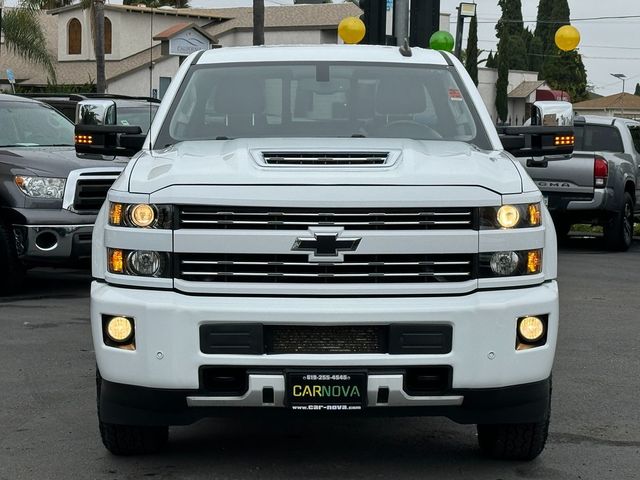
top-left (215, 136), bottom-right (233, 140)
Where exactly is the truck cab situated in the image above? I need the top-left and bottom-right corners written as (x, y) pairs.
top-left (81, 45), bottom-right (572, 460)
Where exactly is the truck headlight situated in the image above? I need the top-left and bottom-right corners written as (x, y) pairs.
top-left (480, 203), bottom-right (542, 229)
top-left (480, 249), bottom-right (542, 277)
top-left (108, 248), bottom-right (171, 277)
top-left (109, 203), bottom-right (173, 229)
top-left (14, 176), bottom-right (66, 199)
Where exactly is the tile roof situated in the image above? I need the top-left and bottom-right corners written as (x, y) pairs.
top-left (573, 92), bottom-right (640, 110)
top-left (508, 80), bottom-right (546, 99)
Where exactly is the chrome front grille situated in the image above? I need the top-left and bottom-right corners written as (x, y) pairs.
top-left (261, 151), bottom-right (389, 166)
top-left (178, 207), bottom-right (475, 230)
top-left (176, 253), bottom-right (475, 283)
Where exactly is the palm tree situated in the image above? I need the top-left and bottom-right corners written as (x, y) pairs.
top-left (79, 0), bottom-right (105, 93)
top-left (0, 0), bottom-right (57, 83)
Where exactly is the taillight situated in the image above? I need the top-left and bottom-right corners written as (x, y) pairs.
top-left (594, 156), bottom-right (608, 187)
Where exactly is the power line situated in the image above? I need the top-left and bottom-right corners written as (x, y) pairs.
top-left (451, 15), bottom-right (640, 24)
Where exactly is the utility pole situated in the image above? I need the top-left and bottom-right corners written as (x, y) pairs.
top-left (95, 0), bottom-right (106, 93)
top-left (393, 0), bottom-right (409, 46)
top-left (253, 0), bottom-right (264, 46)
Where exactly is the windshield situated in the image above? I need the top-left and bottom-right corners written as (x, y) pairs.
top-left (118, 105), bottom-right (158, 133)
top-left (0, 101), bottom-right (74, 147)
top-left (156, 62), bottom-right (490, 148)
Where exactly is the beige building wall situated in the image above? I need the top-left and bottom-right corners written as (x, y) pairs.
top-left (56, 9), bottom-right (210, 62)
top-left (107, 56), bottom-right (180, 97)
top-left (478, 68), bottom-right (540, 124)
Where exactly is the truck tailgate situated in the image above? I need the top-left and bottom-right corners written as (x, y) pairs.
top-left (518, 152), bottom-right (595, 203)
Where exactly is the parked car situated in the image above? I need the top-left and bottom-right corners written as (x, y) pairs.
top-left (520, 109), bottom-right (639, 251)
top-left (0, 94), bottom-right (125, 290)
top-left (17, 93), bottom-right (160, 133)
top-left (80, 45), bottom-right (573, 460)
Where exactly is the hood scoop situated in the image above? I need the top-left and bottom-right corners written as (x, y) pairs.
top-left (260, 151), bottom-right (392, 167)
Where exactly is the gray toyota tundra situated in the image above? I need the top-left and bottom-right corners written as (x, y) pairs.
top-left (0, 94), bottom-right (123, 290)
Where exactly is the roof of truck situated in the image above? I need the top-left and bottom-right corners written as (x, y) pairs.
top-left (197, 44), bottom-right (451, 66)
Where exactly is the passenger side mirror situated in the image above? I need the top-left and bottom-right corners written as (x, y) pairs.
top-left (75, 100), bottom-right (147, 158)
top-left (529, 101), bottom-right (574, 127)
top-left (76, 99), bottom-right (117, 126)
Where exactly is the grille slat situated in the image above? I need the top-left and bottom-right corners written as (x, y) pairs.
top-left (262, 151), bottom-right (389, 166)
top-left (179, 207), bottom-right (475, 230)
top-left (177, 253), bottom-right (475, 284)
top-left (265, 325), bottom-right (388, 354)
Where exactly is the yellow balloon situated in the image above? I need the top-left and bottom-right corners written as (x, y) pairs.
top-left (555, 25), bottom-right (581, 52)
top-left (338, 17), bottom-right (366, 45)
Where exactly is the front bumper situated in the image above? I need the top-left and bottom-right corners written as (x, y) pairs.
top-left (92, 281), bottom-right (558, 424)
top-left (15, 224), bottom-right (93, 262)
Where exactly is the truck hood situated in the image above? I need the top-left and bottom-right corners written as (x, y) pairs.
top-left (0, 146), bottom-right (126, 177)
top-left (129, 138), bottom-right (523, 194)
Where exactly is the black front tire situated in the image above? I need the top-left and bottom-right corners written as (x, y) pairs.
top-left (476, 380), bottom-right (551, 461)
top-left (0, 223), bottom-right (25, 292)
top-left (603, 192), bottom-right (634, 252)
top-left (96, 369), bottom-right (169, 455)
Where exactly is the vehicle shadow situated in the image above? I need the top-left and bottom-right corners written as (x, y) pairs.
top-left (0, 268), bottom-right (91, 301)
top-left (100, 415), bottom-right (553, 480)
top-left (558, 233), bottom-right (640, 254)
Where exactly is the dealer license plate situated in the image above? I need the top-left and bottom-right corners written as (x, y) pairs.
top-left (286, 372), bottom-right (367, 411)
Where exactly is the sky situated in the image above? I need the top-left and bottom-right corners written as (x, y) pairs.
top-left (4, 0), bottom-right (639, 96)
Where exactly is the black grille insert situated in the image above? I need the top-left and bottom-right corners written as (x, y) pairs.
top-left (73, 177), bottom-right (117, 212)
top-left (265, 325), bottom-right (388, 354)
top-left (262, 151), bottom-right (389, 166)
top-left (177, 253), bottom-right (475, 284)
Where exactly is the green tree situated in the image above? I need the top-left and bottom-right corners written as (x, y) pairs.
top-left (464, 15), bottom-right (478, 85)
top-left (495, 36), bottom-right (510, 123)
top-left (0, 0), bottom-right (56, 82)
top-left (509, 35), bottom-right (528, 71)
top-left (534, 0), bottom-right (555, 49)
top-left (528, 35), bottom-right (544, 73)
top-left (544, 50), bottom-right (588, 102)
top-left (486, 51), bottom-right (497, 68)
top-left (634, 83), bottom-right (640, 96)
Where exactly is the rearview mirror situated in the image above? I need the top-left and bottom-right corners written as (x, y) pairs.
top-left (76, 99), bottom-right (117, 126)
top-left (529, 101), bottom-right (574, 127)
top-left (75, 100), bottom-right (147, 158)
top-left (497, 126), bottom-right (574, 158)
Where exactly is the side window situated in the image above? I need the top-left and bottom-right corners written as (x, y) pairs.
top-left (627, 126), bottom-right (640, 153)
top-left (576, 125), bottom-right (624, 153)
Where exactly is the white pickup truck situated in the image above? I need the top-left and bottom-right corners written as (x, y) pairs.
top-left (77, 45), bottom-right (574, 460)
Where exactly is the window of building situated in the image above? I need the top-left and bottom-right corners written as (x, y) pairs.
top-left (68, 18), bottom-right (82, 55)
top-left (105, 17), bottom-right (112, 55)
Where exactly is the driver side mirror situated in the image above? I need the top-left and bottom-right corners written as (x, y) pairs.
top-left (75, 100), bottom-right (146, 158)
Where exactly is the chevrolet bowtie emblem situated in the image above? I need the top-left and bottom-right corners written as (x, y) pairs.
top-left (292, 232), bottom-right (362, 262)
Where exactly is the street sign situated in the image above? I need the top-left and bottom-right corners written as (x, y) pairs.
top-left (6, 69), bottom-right (15, 84)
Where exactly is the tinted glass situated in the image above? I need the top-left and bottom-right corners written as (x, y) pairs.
top-left (0, 102), bottom-right (74, 147)
top-left (157, 63), bottom-right (490, 149)
top-left (627, 126), bottom-right (640, 153)
top-left (118, 105), bottom-right (158, 133)
top-left (575, 125), bottom-right (623, 153)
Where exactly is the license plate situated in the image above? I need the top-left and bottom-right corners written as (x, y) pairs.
top-left (286, 372), bottom-right (367, 411)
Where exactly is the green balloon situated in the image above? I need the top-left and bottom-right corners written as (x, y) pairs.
top-left (429, 31), bottom-right (455, 52)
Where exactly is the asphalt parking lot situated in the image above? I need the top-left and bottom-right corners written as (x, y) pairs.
top-left (1, 236), bottom-right (639, 480)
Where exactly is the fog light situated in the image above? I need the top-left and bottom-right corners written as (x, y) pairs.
top-left (497, 205), bottom-right (520, 228)
top-left (127, 250), bottom-right (161, 276)
top-left (490, 251), bottom-right (519, 276)
top-left (106, 316), bottom-right (133, 343)
top-left (129, 204), bottom-right (155, 228)
top-left (518, 316), bottom-right (545, 343)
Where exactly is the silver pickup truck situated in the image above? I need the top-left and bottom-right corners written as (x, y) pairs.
top-left (521, 112), bottom-right (639, 251)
